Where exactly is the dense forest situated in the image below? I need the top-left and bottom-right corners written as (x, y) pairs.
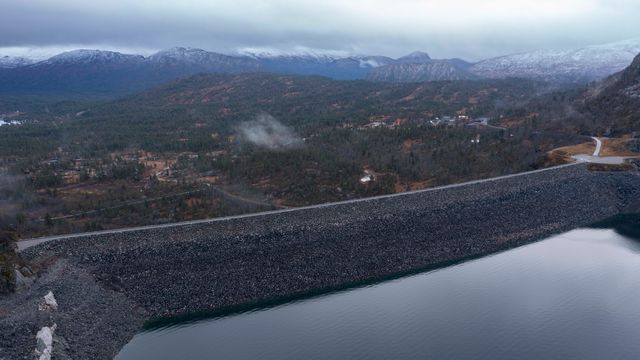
top-left (0, 71), bottom-right (635, 238)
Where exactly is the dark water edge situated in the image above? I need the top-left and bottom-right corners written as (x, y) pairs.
top-left (135, 214), bottom-right (639, 331)
top-left (117, 214), bottom-right (640, 360)
top-left (591, 213), bottom-right (640, 240)
top-left (141, 214), bottom-right (640, 330)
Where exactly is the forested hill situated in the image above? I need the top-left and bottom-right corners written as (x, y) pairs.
top-left (0, 71), bottom-right (626, 238)
top-left (103, 73), bottom-right (540, 124)
top-left (582, 52), bottom-right (640, 132)
top-left (123, 72), bottom-right (540, 109)
top-left (7, 74), bottom-right (534, 156)
top-left (500, 52), bottom-right (640, 136)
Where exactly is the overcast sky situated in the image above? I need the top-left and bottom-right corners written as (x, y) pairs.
top-left (1, 0), bottom-right (639, 60)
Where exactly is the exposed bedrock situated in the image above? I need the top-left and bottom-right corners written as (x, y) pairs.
top-left (3, 164), bottom-right (639, 359)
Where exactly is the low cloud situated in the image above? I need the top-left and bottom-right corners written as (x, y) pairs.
top-left (238, 113), bottom-right (302, 150)
top-left (0, 0), bottom-right (639, 60)
top-left (0, 170), bottom-right (27, 224)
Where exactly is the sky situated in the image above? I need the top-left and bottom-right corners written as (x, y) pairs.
top-left (1, 0), bottom-right (639, 61)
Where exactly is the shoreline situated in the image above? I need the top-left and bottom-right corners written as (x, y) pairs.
top-left (2, 164), bottom-right (639, 359)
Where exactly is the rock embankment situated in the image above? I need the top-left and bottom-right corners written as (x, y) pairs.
top-left (4, 164), bottom-right (640, 359)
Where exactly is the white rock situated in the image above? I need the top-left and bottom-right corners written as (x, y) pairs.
top-left (35, 324), bottom-right (56, 360)
top-left (43, 291), bottom-right (58, 311)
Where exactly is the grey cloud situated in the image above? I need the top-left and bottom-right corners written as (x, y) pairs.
top-left (0, 0), bottom-right (639, 60)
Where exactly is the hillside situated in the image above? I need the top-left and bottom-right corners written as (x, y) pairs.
top-left (580, 52), bottom-right (640, 133)
top-left (471, 39), bottom-right (640, 84)
top-left (367, 61), bottom-right (476, 82)
top-left (0, 73), bottom-right (580, 238)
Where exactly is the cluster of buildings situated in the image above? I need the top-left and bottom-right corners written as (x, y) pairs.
top-left (429, 115), bottom-right (490, 127)
top-left (0, 111), bottom-right (24, 127)
top-left (346, 115), bottom-right (494, 131)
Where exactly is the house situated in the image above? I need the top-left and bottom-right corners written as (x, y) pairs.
top-left (475, 117), bottom-right (490, 125)
top-left (359, 170), bottom-right (375, 184)
top-left (360, 174), bottom-right (373, 183)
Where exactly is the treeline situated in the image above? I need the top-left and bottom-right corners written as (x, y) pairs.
top-left (0, 72), bottom-right (590, 237)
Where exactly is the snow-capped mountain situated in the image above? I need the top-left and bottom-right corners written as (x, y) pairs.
top-left (1, 39), bottom-right (638, 95)
top-left (0, 55), bottom-right (35, 68)
top-left (149, 47), bottom-right (260, 72)
top-left (43, 49), bottom-right (145, 65)
top-left (0, 48), bottom-right (260, 94)
top-left (470, 38), bottom-right (640, 84)
top-left (0, 49), bottom-right (150, 95)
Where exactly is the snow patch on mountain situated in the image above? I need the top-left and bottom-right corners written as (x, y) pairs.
top-left (43, 49), bottom-right (144, 65)
top-left (470, 38), bottom-right (640, 83)
top-left (0, 55), bottom-right (34, 68)
top-left (368, 61), bottom-right (475, 82)
top-left (149, 47), bottom-right (212, 62)
top-left (236, 46), bottom-right (351, 61)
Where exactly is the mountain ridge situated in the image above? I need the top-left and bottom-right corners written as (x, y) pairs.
top-left (470, 38), bottom-right (640, 84)
top-left (1, 39), bottom-right (639, 95)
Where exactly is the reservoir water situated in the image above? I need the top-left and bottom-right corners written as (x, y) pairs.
top-left (117, 215), bottom-right (640, 360)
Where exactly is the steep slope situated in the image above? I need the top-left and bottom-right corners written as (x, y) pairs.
top-left (582, 52), bottom-right (640, 132)
top-left (471, 39), bottom-right (640, 84)
top-left (367, 61), bottom-right (476, 82)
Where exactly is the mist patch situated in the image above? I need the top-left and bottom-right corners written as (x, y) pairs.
top-left (237, 113), bottom-right (302, 150)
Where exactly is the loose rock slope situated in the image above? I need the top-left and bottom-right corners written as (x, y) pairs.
top-left (2, 164), bottom-right (639, 359)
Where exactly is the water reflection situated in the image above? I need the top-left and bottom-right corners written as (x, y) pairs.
top-left (117, 218), bottom-right (640, 360)
top-left (591, 213), bottom-right (640, 241)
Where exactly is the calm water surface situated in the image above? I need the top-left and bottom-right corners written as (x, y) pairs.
top-left (117, 217), bottom-right (640, 360)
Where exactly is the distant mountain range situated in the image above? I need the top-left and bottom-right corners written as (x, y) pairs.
top-left (0, 39), bottom-right (639, 95)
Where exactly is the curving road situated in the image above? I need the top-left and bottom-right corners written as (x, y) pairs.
top-left (592, 137), bottom-right (603, 156)
top-left (571, 137), bottom-right (640, 164)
